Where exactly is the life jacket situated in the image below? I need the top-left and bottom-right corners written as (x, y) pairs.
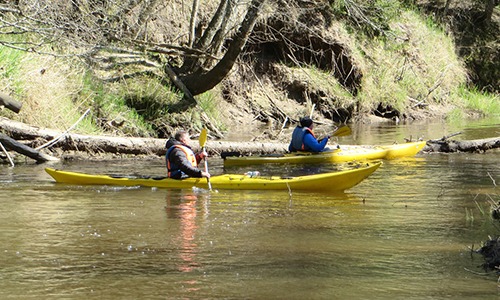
top-left (290, 126), bottom-right (315, 151)
top-left (166, 145), bottom-right (197, 178)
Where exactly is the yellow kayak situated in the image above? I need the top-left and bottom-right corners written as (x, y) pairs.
top-left (223, 141), bottom-right (426, 166)
top-left (45, 162), bottom-right (381, 193)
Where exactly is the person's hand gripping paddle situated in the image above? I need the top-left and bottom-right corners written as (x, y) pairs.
top-left (199, 128), bottom-right (212, 191)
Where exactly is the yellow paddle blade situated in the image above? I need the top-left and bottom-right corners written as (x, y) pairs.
top-left (199, 128), bottom-right (208, 148)
top-left (333, 125), bottom-right (352, 137)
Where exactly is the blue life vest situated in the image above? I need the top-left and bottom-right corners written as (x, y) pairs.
top-left (290, 127), bottom-right (314, 151)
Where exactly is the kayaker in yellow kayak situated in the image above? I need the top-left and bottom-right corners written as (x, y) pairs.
top-left (289, 116), bottom-right (330, 152)
top-left (165, 131), bottom-right (211, 179)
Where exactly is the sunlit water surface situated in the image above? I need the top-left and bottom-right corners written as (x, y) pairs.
top-left (0, 119), bottom-right (499, 299)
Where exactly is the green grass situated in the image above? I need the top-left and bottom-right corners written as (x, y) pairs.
top-left (0, 42), bottom-right (101, 133)
top-left (447, 86), bottom-right (500, 123)
top-left (0, 45), bottom-right (24, 95)
top-left (355, 10), bottom-right (468, 114)
top-left (457, 86), bottom-right (500, 116)
top-left (81, 73), bottom-right (156, 137)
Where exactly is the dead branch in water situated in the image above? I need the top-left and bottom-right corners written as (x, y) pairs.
top-left (0, 133), bottom-right (59, 163)
top-left (428, 131), bottom-right (463, 142)
top-left (424, 134), bottom-right (500, 153)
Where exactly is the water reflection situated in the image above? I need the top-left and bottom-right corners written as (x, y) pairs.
top-left (165, 190), bottom-right (205, 274)
top-left (1, 120), bottom-right (499, 299)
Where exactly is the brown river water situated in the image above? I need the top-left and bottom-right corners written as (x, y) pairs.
top-left (1, 118), bottom-right (499, 299)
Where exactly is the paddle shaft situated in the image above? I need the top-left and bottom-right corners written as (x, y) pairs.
top-left (203, 146), bottom-right (212, 190)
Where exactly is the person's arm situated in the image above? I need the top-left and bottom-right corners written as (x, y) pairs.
top-left (195, 151), bottom-right (210, 178)
top-left (195, 150), bottom-right (207, 164)
top-left (303, 133), bottom-right (329, 152)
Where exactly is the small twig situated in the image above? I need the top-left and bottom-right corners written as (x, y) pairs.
top-left (487, 172), bottom-right (497, 187)
top-left (36, 108), bottom-right (91, 150)
top-left (0, 141), bottom-right (15, 167)
top-left (277, 116), bottom-right (289, 136)
top-left (286, 182), bottom-right (292, 200)
top-left (200, 112), bottom-right (224, 139)
top-left (440, 132), bottom-right (462, 141)
top-left (429, 131), bottom-right (463, 142)
top-left (391, 200), bottom-right (407, 207)
top-left (463, 267), bottom-right (490, 276)
top-left (474, 200), bottom-right (485, 215)
top-left (309, 103), bottom-right (316, 118)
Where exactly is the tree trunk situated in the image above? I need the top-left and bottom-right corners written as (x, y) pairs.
top-left (182, 0), bottom-right (266, 95)
top-left (182, 0), bottom-right (228, 74)
top-left (210, 0), bottom-right (236, 58)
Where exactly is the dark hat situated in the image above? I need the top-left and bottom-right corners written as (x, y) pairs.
top-left (300, 116), bottom-right (313, 127)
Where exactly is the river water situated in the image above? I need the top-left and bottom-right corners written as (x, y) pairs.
top-left (1, 118), bottom-right (499, 299)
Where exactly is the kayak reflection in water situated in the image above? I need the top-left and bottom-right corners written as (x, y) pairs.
top-left (288, 116), bottom-right (330, 153)
top-left (165, 131), bottom-right (211, 179)
top-left (165, 191), bottom-right (201, 274)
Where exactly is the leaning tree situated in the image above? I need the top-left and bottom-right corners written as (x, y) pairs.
top-left (0, 0), bottom-right (266, 107)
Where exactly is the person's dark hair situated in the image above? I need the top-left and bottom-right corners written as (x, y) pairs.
top-left (300, 116), bottom-right (313, 128)
top-left (174, 131), bottom-right (188, 141)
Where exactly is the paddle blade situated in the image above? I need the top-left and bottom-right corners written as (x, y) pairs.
top-left (199, 128), bottom-right (208, 148)
top-left (333, 125), bottom-right (352, 137)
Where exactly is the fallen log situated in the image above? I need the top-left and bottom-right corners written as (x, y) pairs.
top-left (0, 133), bottom-right (59, 163)
top-left (0, 117), bottom-right (288, 157)
top-left (423, 134), bottom-right (500, 153)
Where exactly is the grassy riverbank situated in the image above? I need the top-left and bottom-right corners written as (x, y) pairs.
top-left (0, 3), bottom-right (498, 139)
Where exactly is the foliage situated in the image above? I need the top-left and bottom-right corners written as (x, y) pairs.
top-left (355, 10), bottom-right (467, 114)
top-left (330, 0), bottom-right (402, 37)
top-left (0, 43), bottom-right (98, 133)
top-left (455, 85), bottom-right (500, 116)
top-left (80, 73), bottom-right (156, 137)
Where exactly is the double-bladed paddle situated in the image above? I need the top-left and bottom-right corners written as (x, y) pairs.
top-left (199, 128), bottom-right (212, 191)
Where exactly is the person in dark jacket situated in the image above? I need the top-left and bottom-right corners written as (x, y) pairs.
top-left (165, 131), bottom-right (210, 179)
top-left (288, 116), bottom-right (330, 152)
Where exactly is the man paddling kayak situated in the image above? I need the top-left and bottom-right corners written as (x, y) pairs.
top-left (165, 131), bottom-right (211, 179)
top-left (289, 116), bottom-right (330, 153)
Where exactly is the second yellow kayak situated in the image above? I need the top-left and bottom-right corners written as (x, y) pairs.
top-left (223, 141), bottom-right (425, 166)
